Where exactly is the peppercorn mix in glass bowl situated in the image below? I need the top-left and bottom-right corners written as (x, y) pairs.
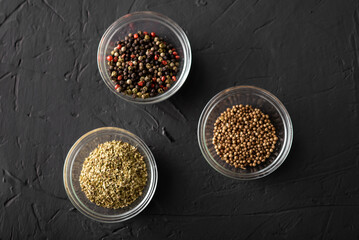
top-left (63, 127), bottom-right (158, 223)
top-left (198, 86), bottom-right (293, 180)
top-left (98, 11), bottom-right (192, 104)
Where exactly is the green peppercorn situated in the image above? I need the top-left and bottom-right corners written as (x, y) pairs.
top-left (111, 71), bottom-right (117, 77)
top-left (158, 88), bottom-right (164, 94)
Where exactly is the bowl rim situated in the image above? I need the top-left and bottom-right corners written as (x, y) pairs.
top-left (197, 85), bottom-right (293, 180)
top-left (97, 11), bottom-right (192, 104)
top-left (63, 127), bottom-right (158, 223)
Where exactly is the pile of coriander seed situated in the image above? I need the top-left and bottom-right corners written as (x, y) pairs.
top-left (107, 31), bottom-right (180, 99)
top-left (212, 104), bottom-right (278, 169)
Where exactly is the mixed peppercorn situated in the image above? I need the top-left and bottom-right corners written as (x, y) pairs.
top-left (107, 31), bottom-right (180, 99)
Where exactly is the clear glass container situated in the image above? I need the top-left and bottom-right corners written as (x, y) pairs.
top-left (97, 11), bottom-right (192, 104)
top-left (198, 86), bottom-right (293, 180)
top-left (63, 127), bottom-right (158, 223)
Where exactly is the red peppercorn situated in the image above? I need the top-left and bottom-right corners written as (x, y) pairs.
top-left (172, 76), bottom-right (176, 81)
top-left (175, 55), bottom-right (180, 59)
top-left (173, 51), bottom-right (178, 56)
top-left (129, 62), bottom-right (133, 66)
top-left (115, 84), bottom-right (120, 90)
top-left (121, 54), bottom-right (125, 58)
top-left (151, 83), bottom-right (155, 88)
top-left (162, 60), bottom-right (167, 65)
top-left (138, 81), bottom-right (144, 87)
top-left (143, 31), bottom-right (148, 35)
top-left (154, 55), bottom-right (159, 60)
top-left (117, 75), bottom-right (122, 80)
top-left (117, 44), bottom-right (122, 49)
top-left (163, 87), bottom-right (168, 91)
top-left (134, 33), bottom-right (138, 39)
top-left (106, 55), bottom-right (113, 61)
top-left (172, 48), bottom-right (176, 51)
top-left (152, 77), bottom-right (157, 82)
top-left (151, 32), bottom-right (155, 37)
top-left (113, 57), bottom-right (118, 62)
top-left (160, 85), bottom-right (164, 89)
top-left (131, 54), bottom-right (136, 58)
top-left (161, 76), bottom-right (165, 81)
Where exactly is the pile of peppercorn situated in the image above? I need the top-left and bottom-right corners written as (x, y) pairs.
top-left (107, 31), bottom-right (180, 99)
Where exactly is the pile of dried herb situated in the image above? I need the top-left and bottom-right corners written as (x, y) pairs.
top-left (79, 140), bottom-right (148, 209)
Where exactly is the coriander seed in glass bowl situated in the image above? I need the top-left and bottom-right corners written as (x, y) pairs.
top-left (63, 127), bottom-right (158, 223)
top-left (197, 86), bottom-right (293, 180)
top-left (97, 11), bottom-right (192, 104)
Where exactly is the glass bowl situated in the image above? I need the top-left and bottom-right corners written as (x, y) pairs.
top-left (97, 11), bottom-right (192, 104)
top-left (63, 127), bottom-right (158, 223)
top-left (198, 86), bottom-right (293, 180)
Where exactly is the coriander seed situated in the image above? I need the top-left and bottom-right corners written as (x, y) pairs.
top-left (212, 105), bottom-right (278, 169)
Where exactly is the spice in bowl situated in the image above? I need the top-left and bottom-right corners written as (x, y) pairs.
top-left (212, 104), bottom-right (278, 169)
top-left (107, 31), bottom-right (180, 99)
top-left (79, 140), bottom-right (148, 209)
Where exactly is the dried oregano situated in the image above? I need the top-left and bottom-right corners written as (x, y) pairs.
top-left (79, 140), bottom-right (148, 209)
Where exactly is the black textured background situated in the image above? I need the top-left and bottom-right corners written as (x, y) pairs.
top-left (1, 0), bottom-right (359, 239)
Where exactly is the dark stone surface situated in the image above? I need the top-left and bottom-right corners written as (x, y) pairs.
top-left (1, 0), bottom-right (359, 239)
